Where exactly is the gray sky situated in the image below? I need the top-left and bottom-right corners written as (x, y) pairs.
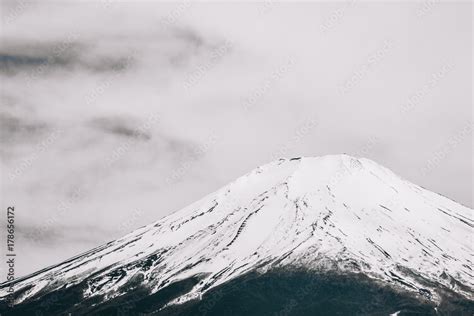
top-left (0, 1), bottom-right (472, 278)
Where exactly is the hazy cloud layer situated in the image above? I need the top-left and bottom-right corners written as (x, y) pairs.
top-left (0, 1), bottom-right (471, 278)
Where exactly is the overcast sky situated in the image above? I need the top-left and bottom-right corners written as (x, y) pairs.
top-left (0, 1), bottom-right (472, 278)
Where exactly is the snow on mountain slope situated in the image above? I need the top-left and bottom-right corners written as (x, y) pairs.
top-left (1, 155), bottom-right (472, 307)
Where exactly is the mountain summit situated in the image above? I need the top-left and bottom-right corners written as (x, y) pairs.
top-left (1, 155), bottom-right (472, 315)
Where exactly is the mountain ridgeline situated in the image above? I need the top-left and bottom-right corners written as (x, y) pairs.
top-left (1, 155), bottom-right (472, 315)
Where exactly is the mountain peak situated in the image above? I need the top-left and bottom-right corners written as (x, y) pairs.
top-left (221, 154), bottom-right (397, 208)
top-left (1, 155), bottom-right (472, 312)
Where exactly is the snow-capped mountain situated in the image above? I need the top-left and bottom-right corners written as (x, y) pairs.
top-left (0, 155), bottom-right (472, 315)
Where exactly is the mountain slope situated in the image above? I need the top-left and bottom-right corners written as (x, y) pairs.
top-left (0, 155), bottom-right (472, 315)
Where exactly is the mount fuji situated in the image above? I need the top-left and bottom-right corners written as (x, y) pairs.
top-left (0, 155), bottom-right (472, 315)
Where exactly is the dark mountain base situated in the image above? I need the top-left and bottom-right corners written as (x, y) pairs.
top-left (1, 270), bottom-right (472, 316)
